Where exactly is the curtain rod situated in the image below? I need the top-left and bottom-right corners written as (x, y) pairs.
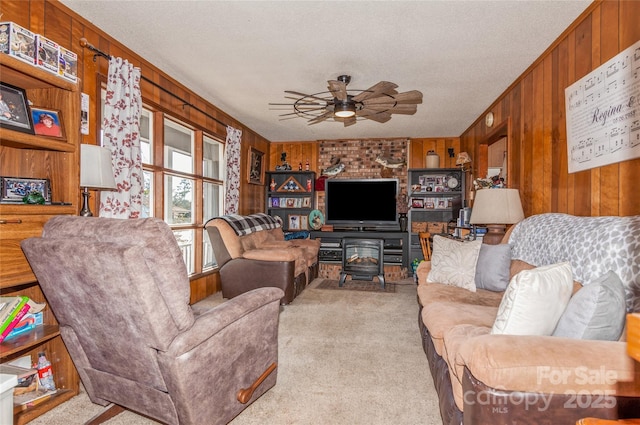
top-left (79, 38), bottom-right (230, 129)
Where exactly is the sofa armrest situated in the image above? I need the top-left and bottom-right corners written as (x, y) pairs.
top-left (242, 248), bottom-right (297, 262)
top-left (458, 334), bottom-right (640, 396)
top-left (165, 287), bottom-right (284, 356)
top-left (416, 260), bottom-right (431, 285)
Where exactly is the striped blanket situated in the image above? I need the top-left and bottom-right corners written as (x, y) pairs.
top-left (217, 213), bottom-right (281, 236)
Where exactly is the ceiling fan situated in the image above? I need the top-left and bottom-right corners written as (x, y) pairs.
top-left (270, 75), bottom-right (423, 127)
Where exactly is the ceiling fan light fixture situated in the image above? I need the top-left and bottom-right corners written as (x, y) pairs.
top-left (334, 102), bottom-right (356, 118)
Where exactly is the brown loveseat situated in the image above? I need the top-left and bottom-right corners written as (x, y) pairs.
top-left (416, 213), bottom-right (640, 425)
top-left (205, 213), bottom-right (320, 304)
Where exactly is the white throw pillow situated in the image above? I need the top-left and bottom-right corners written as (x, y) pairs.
top-left (491, 262), bottom-right (574, 335)
top-left (427, 236), bottom-right (483, 292)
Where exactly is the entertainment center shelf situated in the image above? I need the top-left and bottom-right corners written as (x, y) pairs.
top-left (309, 230), bottom-right (409, 271)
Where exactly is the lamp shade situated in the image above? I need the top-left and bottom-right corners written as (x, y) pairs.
top-left (80, 144), bottom-right (116, 189)
top-left (469, 188), bottom-right (524, 225)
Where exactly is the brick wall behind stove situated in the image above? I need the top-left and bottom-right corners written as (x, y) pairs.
top-left (317, 138), bottom-right (408, 211)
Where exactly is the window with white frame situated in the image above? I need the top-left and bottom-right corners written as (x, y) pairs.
top-left (100, 93), bottom-right (225, 275)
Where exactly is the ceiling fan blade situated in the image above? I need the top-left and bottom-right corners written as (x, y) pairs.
top-left (358, 108), bottom-right (392, 123)
top-left (327, 80), bottom-right (348, 101)
top-left (334, 116), bottom-right (357, 127)
top-left (269, 102), bottom-right (324, 107)
top-left (278, 107), bottom-right (327, 117)
top-left (343, 116), bottom-right (357, 127)
top-left (308, 110), bottom-right (334, 125)
top-left (285, 90), bottom-right (330, 103)
top-left (363, 103), bottom-right (418, 115)
top-left (362, 90), bottom-right (423, 106)
top-left (352, 81), bottom-right (398, 102)
top-left (388, 104), bottom-right (418, 115)
top-left (393, 90), bottom-right (423, 104)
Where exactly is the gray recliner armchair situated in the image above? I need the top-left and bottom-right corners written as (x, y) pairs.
top-left (21, 216), bottom-right (283, 425)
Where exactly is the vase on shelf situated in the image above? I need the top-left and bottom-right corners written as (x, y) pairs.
top-left (399, 213), bottom-right (408, 232)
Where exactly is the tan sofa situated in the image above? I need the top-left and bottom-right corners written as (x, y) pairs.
top-left (205, 213), bottom-right (320, 304)
top-left (416, 213), bottom-right (640, 425)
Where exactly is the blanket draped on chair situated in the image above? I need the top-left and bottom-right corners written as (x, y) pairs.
top-left (216, 213), bottom-right (281, 236)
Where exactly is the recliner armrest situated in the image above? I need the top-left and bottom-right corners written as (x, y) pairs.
top-left (165, 287), bottom-right (284, 356)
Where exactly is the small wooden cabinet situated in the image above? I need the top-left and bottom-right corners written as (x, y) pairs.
top-left (265, 171), bottom-right (316, 232)
top-left (0, 54), bottom-right (80, 424)
top-left (407, 168), bottom-right (465, 263)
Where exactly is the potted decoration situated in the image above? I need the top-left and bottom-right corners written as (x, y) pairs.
top-left (397, 190), bottom-right (409, 232)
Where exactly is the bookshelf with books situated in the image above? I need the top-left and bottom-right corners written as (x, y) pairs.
top-left (0, 54), bottom-right (80, 424)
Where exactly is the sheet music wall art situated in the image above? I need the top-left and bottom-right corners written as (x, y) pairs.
top-left (565, 39), bottom-right (640, 173)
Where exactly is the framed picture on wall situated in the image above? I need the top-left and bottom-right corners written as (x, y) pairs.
top-left (0, 82), bottom-right (34, 134)
top-left (248, 147), bottom-right (264, 185)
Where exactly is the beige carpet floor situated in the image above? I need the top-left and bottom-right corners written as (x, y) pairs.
top-left (28, 278), bottom-right (441, 425)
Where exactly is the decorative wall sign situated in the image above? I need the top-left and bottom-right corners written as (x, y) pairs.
top-left (565, 39), bottom-right (640, 173)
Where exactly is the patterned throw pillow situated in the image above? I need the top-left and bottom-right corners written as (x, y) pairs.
top-left (427, 236), bottom-right (483, 292)
top-left (491, 262), bottom-right (574, 335)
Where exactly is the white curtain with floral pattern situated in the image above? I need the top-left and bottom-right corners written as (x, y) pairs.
top-left (224, 125), bottom-right (242, 214)
top-left (99, 57), bottom-right (143, 219)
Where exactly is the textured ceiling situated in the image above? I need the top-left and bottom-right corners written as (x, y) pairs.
top-left (60, 0), bottom-right (591, 142)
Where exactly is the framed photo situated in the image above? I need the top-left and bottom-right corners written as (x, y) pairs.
top-left (1, 177), bottom-right (51, 204)
top-left (300, 215), bottom-right (309, 230)
top-left (302, 197), bottom-right (311, 208)
top-left (288, 214), bottom-right (300, 230)
top-left (435, 198), bottom-right (448, 209)
top-left (271, 197), bottom-right (280, 207)
top-left (424, 198), bottom-right (435, 209)
top-left (248, 147), bottom-right (264, 185)
top-left (31, 107), bottom-right (64, 138)
top-left (0, 82), bottom-right (34, 134)
top-left (411, 198), bottom-right (424, 209)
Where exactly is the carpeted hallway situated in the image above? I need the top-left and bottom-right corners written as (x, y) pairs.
top-left (28, 278), bottom-right (441, 424)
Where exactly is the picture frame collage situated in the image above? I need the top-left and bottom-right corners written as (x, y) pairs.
top-left (411, 196), bottom-right (452, 210)
top-left (412, 173), bottom-right (459, 193)
top-left (269, 196), bottom-right (311, 209)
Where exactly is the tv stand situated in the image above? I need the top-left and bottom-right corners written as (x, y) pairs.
top-left (309, 230), bottom-right (409, 272)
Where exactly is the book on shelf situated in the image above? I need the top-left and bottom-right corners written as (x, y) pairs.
top-left (0, 303), bottom-right (30, 343)
top-left (0, 296), bottom-right (29, 334)
top-left (0, 296), bottom-right (46, 343)
top-left (3, 312), bottom-right (44, 341)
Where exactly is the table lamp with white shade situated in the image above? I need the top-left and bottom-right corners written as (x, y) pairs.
top-left (469, 188), bottom-right (524, 244)
top-left (80, 144), bottom-right (116, 217)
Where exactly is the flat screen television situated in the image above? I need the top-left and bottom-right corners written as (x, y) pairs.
top-left (325, 178), bottom-right (398, 230)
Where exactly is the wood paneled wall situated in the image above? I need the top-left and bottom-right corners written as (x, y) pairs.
top-left (460, 0), bottom-right (640, 218)
top-left (2, 0), bottom-right (272, 297)
top-left (1, 0), bottom-right (270, 219)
